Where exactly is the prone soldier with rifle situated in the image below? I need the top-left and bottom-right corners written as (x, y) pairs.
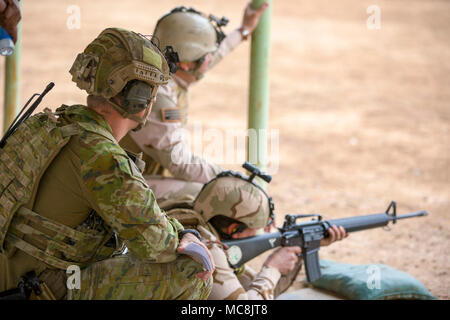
top-left (161, 162), bottom-right (349, 300)
top-left (161, 161), bottom-right (428, 300)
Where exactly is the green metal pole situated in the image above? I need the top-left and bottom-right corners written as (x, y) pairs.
top-left (3, 2), bottom-right (22, 134)
top-left (247, 0), bottom-right (271, 172)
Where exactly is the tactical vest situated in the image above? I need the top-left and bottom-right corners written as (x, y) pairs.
top-left (0, 105), bottom-right (120, 270)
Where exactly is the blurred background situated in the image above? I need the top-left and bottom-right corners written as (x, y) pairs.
top-left (0, 0), bottom-right (449, 298)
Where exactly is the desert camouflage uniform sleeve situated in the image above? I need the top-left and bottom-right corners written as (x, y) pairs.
top-left (199, 226), bottom-right (281, 300)
top-left (208, 29), bottom-right (243, 70)
top-left (130, 86), bottom-right (224, 184)
top-left (78, 132), bottom-right (184, 263)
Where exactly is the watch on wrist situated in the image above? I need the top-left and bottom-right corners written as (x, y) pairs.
top-left (178, 229), bottom-right (202, 241)
top-left (238, 27), bottom-right (250, 40)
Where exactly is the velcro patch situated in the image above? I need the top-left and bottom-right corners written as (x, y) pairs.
top-left (161, 108), bottom-right (181, 123)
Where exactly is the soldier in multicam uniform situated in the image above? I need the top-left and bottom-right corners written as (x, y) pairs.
top-left (0, 27), bottom-right (214, 300)
top-left (162, 170), bottom-right (348, 300)
top-left (120, 2), bottom-right (269, 201)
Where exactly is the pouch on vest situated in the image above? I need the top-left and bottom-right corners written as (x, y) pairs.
top-left (0, 107), bottom-right (116, 270)
top-left (0, 109), bottom-right (78, 254)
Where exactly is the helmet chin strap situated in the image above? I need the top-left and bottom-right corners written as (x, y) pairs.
top-left (107, 98), bottom-right (151, 132)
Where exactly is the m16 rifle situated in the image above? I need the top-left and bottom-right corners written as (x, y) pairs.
top-left (222, 163), bottom-right (428, 283)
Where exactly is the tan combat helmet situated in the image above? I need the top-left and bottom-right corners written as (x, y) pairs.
top-left (193, 163), bottom-right (275, 230)
top-left (153, 6), bottom-right (229, 62)
top-left (69, 27), bottom-right (176, 127)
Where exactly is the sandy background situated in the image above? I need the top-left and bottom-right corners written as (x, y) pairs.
top-left (0, 0), bottom-right (448, 299)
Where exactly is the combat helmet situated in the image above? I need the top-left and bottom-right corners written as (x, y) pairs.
top-left (69, 27), bottom-right (178, 128)
top-left (193, 162), bottom-right (275, 230)
top-left (153, 6), bottom-right (229, 62)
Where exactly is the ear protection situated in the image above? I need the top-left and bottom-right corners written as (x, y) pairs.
top-left (121, 80), bottom-right (154, 115)
top-left (107, 80), bottom-right (156, 132)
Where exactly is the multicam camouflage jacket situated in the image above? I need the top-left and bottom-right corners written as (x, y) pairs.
top-left (1, 104), bottom-right (184, 290)
top-left (64, 105), bottom-right (184, 261)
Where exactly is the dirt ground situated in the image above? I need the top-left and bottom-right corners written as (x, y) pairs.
top-left (0, 0), bottom-right (448, 299)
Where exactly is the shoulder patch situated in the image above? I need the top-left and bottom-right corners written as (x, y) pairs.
top-left (161, 108), bottom-right (181, 123)
top-left (151, 91), bottom-right (178, 123)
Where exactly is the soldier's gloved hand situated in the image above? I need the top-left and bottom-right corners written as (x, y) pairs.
top-left (0, 0), bottom-right (21, 43)
top-left (264, 246), bottom-right (302, 275)
top-left (240, 1), bottom-right (269, 36)
top-left (177, 232), bottom-right (215, 282)
top-left (320, 225), bottom-right (349, 247)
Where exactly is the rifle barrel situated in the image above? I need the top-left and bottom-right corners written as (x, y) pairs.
top-left (394, 210), bottom-right (428, 220)
top-left (326, 210), bottom-right (428, 233)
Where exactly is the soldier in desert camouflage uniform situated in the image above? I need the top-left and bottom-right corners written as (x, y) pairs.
top-left (120, 2), bottom-right (269, 201)
top-left (0, 27), bottom-right (214, 300)
top-left (163, 169), bottom-right (348, 300)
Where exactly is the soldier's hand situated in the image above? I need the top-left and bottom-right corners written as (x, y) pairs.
top-left (240, 1), bottom-right (269, 35)
top-left (320, 225), bottom-right (349, 247)
top-left (264, 246), bottom-right (301, 275)
top-left (177, 232), bottom-right (215, 282)
top-left (0, 0), bottom-right (21, 43)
